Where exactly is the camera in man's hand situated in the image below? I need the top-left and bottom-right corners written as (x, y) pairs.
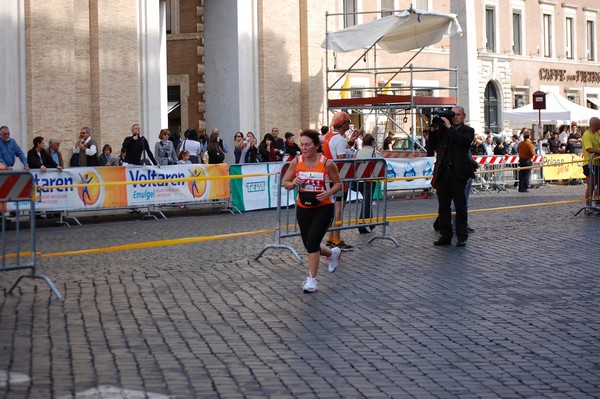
top-left (430, 110), bottom-right (455, 129)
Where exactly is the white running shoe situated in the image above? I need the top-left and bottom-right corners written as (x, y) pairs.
top-left (302, 276), bottom-right (318, 293)
top-left (328, 247), bottom-right (341, 273)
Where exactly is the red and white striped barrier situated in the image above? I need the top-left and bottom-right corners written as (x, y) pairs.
top-left (0, 172), bottom-right (34, 201)
top-left (336, 159), bottom-right (387, 180)
top-left (382, 151), bottom-right (427, 159)
top-left (474, 155), bottom-right (544, 165)
top-left (279, 158), bottom-right (387, 182)
top-left (0, 171), bottom-right (62, 299)
top-left (472, 156), bottom-right (504, 165)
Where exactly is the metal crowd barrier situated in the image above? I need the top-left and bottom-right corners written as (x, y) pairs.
top-left (502, 155), bottom-right (521, 190)
top-left (471, 156), bottom-right (509, 194)
top-left (575, 154), bottom-right (600, 216)
top-left (256, 158), bottom-right (399, 264)
top-left (504, 156), bottom-right (546, 189)
top-left (1, 171), bottom-right (62, 299)
top-left (470, 155), bottom-right (546, 194)
top-left (530, 155), bottom-right (547, 188)
top-left (485, 162), bottom-right (509, 192)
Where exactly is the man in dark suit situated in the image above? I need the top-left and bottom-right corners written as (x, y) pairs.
top-left (429, 106), bottom-right (475, 247)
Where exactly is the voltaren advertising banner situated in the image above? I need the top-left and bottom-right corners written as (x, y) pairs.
top-left (5, 164), bottom-right (230, 212)
top-left (541, 154), bottom-right (586, 180)
top-left (229, 162), bottom-right (294, 212)
top-left (385, 157), bottom-right (435, 190)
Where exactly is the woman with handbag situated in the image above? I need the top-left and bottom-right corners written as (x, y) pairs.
top-left (207, 132), bottom-right (225, 164)
top-left (282, 129), bottom-right (343, 293)
top-left (155, 129), bottom-right (178, 165)
top-left (179, 129), bottom-right (203, 164)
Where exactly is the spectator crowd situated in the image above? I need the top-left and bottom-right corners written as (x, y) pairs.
top-left (0, 119), bottom-right (595, 202)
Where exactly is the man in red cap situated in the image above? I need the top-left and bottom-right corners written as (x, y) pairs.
top-left (322, 111), bottom-right (353, 250)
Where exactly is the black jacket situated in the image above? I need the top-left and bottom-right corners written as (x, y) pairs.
top-left (27, 148), bottom-right (59, 169)
top-left (122, 136), bottom-right (157, 165)
top-left (431, 124), bottom-right (475, 182)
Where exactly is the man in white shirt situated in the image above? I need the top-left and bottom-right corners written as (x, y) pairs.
top-left (558, 126), bottom-right (569, 147)
top-left (322, 111), bottom-right (353, 250)
top-left (72, 127), bottom-right (99, 166)
top-left (483, 136), bottom-right (494, 155)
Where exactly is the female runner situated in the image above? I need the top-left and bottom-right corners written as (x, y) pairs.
top-left (282, 129), bottom-right (343, 293)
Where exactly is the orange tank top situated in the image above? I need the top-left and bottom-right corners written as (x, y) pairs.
top-left (295, 154), bottom-right (332, 208)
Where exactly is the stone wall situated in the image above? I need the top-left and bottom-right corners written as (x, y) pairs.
top-left (26, 0), bottom-right (142, 157)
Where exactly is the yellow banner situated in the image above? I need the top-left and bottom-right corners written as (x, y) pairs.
top-left (542, 154), bottom-right (586, 180)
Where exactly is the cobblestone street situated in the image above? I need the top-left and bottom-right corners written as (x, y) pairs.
top-left (1, 185), bottom-right (599, 398)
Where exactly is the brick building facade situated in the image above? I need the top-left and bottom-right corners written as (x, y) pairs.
top-left (2, 0), bottom-right (598, 164)
top-left (1, 0), bottom-right (165, 161)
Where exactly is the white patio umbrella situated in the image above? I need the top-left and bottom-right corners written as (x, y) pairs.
top-left (503, 92), bottom-right (600, 126)
top-left (322, 9), bottom-right (462, 54)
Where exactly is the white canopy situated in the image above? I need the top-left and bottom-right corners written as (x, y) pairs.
top-left (322, 9), bottom-right (462, 53)
top-left (503, 92), bottom-right (600, 125)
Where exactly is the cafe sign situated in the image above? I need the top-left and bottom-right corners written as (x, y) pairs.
top-left (539, 68), bottom-right (600, 84)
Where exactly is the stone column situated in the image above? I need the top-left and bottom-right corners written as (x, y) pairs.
top-left (0, 0), bottom-right (28, 149)
top-left (137, 0), bottom-right (168, 149)
top-left (450, 0), bottom-right (482, 133)
top-left (205, 0), bottom-right (259, 164)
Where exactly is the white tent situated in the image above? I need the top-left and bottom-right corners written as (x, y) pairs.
top-left (503, 92), bottom-right (600, 125)
top-left (321, 9), bottom-right (462, 53)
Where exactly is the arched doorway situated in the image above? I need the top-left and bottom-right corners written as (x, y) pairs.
top-left (484, 81), bottom-right (499, 133)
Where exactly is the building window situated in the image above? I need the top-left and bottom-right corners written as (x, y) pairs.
top-left (587, 20), bottom-right (596, 61)
top-left (565, 90), bottom-right (579, 104)
top-left (413, 0), bottom-right (429, 10)
top-left (484, 82), bottom-right (499, 133)
top-left (165, 0), bottom-right (180, 35)
top-left (512, 12), bottom-right (522, 55)
top-left (167, 85), bottom-right (181, 133)
top-left (343, 0), bottom-right (357, 28)
top-left (485, 7), bottom-right (496, 52)
top-left (587, 95), bottom-right (599, 110)
top-left (381, 0), bottom-right (395, 17)
top-left (350, 89), bottom-right (364, 98)
top-left (378, 81), bottom-right (403, 95)
top-left (165, 0), bottom-right (171, 34)
top-left (514, 93), bottom-right (526, 109)
top-left (415, 89), bottom-right (433, 97)
top-left (566, 94), bottom-right (578, 104)
top-left (565, 17), bottom-right (574, 59)
top-left (543, 14), bottom-right (553, 57)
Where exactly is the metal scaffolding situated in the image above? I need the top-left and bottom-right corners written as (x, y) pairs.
top-left (324, 8), bottom-right (460, 150)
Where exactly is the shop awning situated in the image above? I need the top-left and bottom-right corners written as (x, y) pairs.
top-left (321, 9), bottom-right (462, 54)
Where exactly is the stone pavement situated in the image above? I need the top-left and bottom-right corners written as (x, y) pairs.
top-left (1, 185), bottom-right (599, 398)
